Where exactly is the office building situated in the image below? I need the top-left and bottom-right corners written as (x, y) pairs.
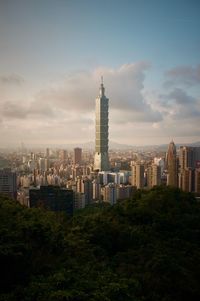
top-left (29, 185), bottom-right (74, 215)
top-left (94, 78), bottom-right (109, 171)
top-left (74, 147), bottom-right (82, 165)
top-left (0, 169), bottom-right (17, 200)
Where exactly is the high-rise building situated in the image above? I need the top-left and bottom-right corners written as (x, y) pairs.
top-left (74, 147), bottom-right (82, 165)
top-left (179, 146), bottom-right (195, 170)
top-left (131, 163), bottom-right (144, 189)
top-left (94, 78), bottom-right (109, 171)
top-left (74, 192), bottom-right (85, 209)
top-left (102, 183), bottom-right (117, 205)
top-left (195, 169), bottom-right (200, 194)
top-left (76, 177), bottom-right (93, 205)
top-left (29, 185), bottom-right (74, 215)
top-left (166, 141), bottom-right (178, 187)
top-left (81, 178), bottom-right (93, 206)
top-left (178, 168), bottom-right (194, 192)
top-left (38, 158), bottom-right (46, 172)
top-left (0, 169), bottom-right (17, 200)
top-left (147, 164), bottom-right (161, 188)
top-left (153, 157), bottom-right (165, 175)
top-left (178, 146), bottom-right (200, 193)
top-left (46, 148), bottom-right (50, 159)
top-left (59, 149), bottom-right (67, 161)
top-left (179, 146), bottom-right (200, 170)
top-left (92, 179), bottom-right (101, 201)
top-left (116, 184), bottom-right (133, 200)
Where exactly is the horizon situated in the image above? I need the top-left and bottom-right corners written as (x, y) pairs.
top-left (0, 0), bottom-right (200, 147)
top-left (1, 139), bottom-right (200, 151)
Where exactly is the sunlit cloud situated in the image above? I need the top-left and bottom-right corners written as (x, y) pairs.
top-left (0, 63), bottom-right (199, 146)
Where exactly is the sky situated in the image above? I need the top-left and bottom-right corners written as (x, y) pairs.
top-left (0, 0), bottom-right (200, 147)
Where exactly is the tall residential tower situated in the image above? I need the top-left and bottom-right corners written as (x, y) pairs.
top-left (166, 140), bottom-right (178, 187)
top-left (94, 78), bottom-right (109, 171)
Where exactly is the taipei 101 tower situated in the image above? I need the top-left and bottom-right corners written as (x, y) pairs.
top-left (94, 78), bottom-right (110, 171)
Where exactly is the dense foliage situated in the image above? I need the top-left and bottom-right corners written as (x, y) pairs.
top-left (0, 186), bottom-right (200, 301)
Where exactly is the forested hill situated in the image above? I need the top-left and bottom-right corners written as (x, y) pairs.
top-left (0, 186), bottom-right (200, 301)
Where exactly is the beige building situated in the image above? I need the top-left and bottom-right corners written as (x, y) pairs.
top-left (147, 164), bottom-right (161, 189)
top-left (131, 163), bottom-right (144, 189)
top-left (166, 141), bottom-right (178, 187)
top-left (178, 168), bottom-right (193, 192)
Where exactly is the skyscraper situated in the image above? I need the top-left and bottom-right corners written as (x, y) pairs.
top-left (147, 164), bottom-right (161, 188)
top-left (178, 146), bottom-right (200, 192)
top-left (0, 168), bottom-right (17, 200)
top-left (94, 78), bottom-right (109, 171)
top-left (29, 185), bottom-right (74, 215)
top-left (179, 146), bottom-right (200, 170)
top-left (74, 147), bottom-right (82, 165)
top-left (166, 141), bottom-right (178, 187)
top-left (195, 169), bottom-right (200, 194)
top-left (178, 168), bottom-right (193, 192)
top-left (131, 163), bottom-right (144, 189)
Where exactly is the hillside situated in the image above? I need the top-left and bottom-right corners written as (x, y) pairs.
top-left (0, 186), bottom-right (200, 301)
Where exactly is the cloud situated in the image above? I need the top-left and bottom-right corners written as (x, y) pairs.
top-left (0, 63), bottom-right (199, 146)
top-left (31, 61), bottom-right (162, 124)
top-left (0, 100), bottom-right (55, 120)
top-left (158, 88), bottom-right (200, 120)
top-left (2, 101), bottom-right (28, 119)
top-left (0, 74), bottom-right (25, 85)
top-left (164, 65), bottom-right (200, 88)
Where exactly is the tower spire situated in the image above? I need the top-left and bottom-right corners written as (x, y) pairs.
top-left (99, 76), bottom-right (105, 97)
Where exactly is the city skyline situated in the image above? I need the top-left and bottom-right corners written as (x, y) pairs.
top-left (0, 0), bottom-right (200, 147)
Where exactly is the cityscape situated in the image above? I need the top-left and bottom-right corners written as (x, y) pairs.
top-left (0, 1), bottom-right (200, 300)
top-left (0, 79), bottom-right (200, 213)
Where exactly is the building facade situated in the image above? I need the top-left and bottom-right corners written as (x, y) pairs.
top-left (74, 148), bottom-right (82, 165)
top-left (166, 141), bottom-right (178, 187)
top-left (147, 164), bottom-right (161, 188)
top-left (131, 163), bottom-right (144, 189)
top-left (29, 185), bottom-right (74, 215)
top-left (0, 169), bottom-right (17, 199)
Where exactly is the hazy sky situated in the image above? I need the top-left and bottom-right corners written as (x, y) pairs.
top-left (0, 0), bottom-right (200, 147)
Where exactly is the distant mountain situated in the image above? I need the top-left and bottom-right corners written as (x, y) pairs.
top-left (61, 141), bottom-right (134, 150)
top-left (189, 141), bottom-right (200, 147)
top-left (5, 141), bottom-right (200, 151)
